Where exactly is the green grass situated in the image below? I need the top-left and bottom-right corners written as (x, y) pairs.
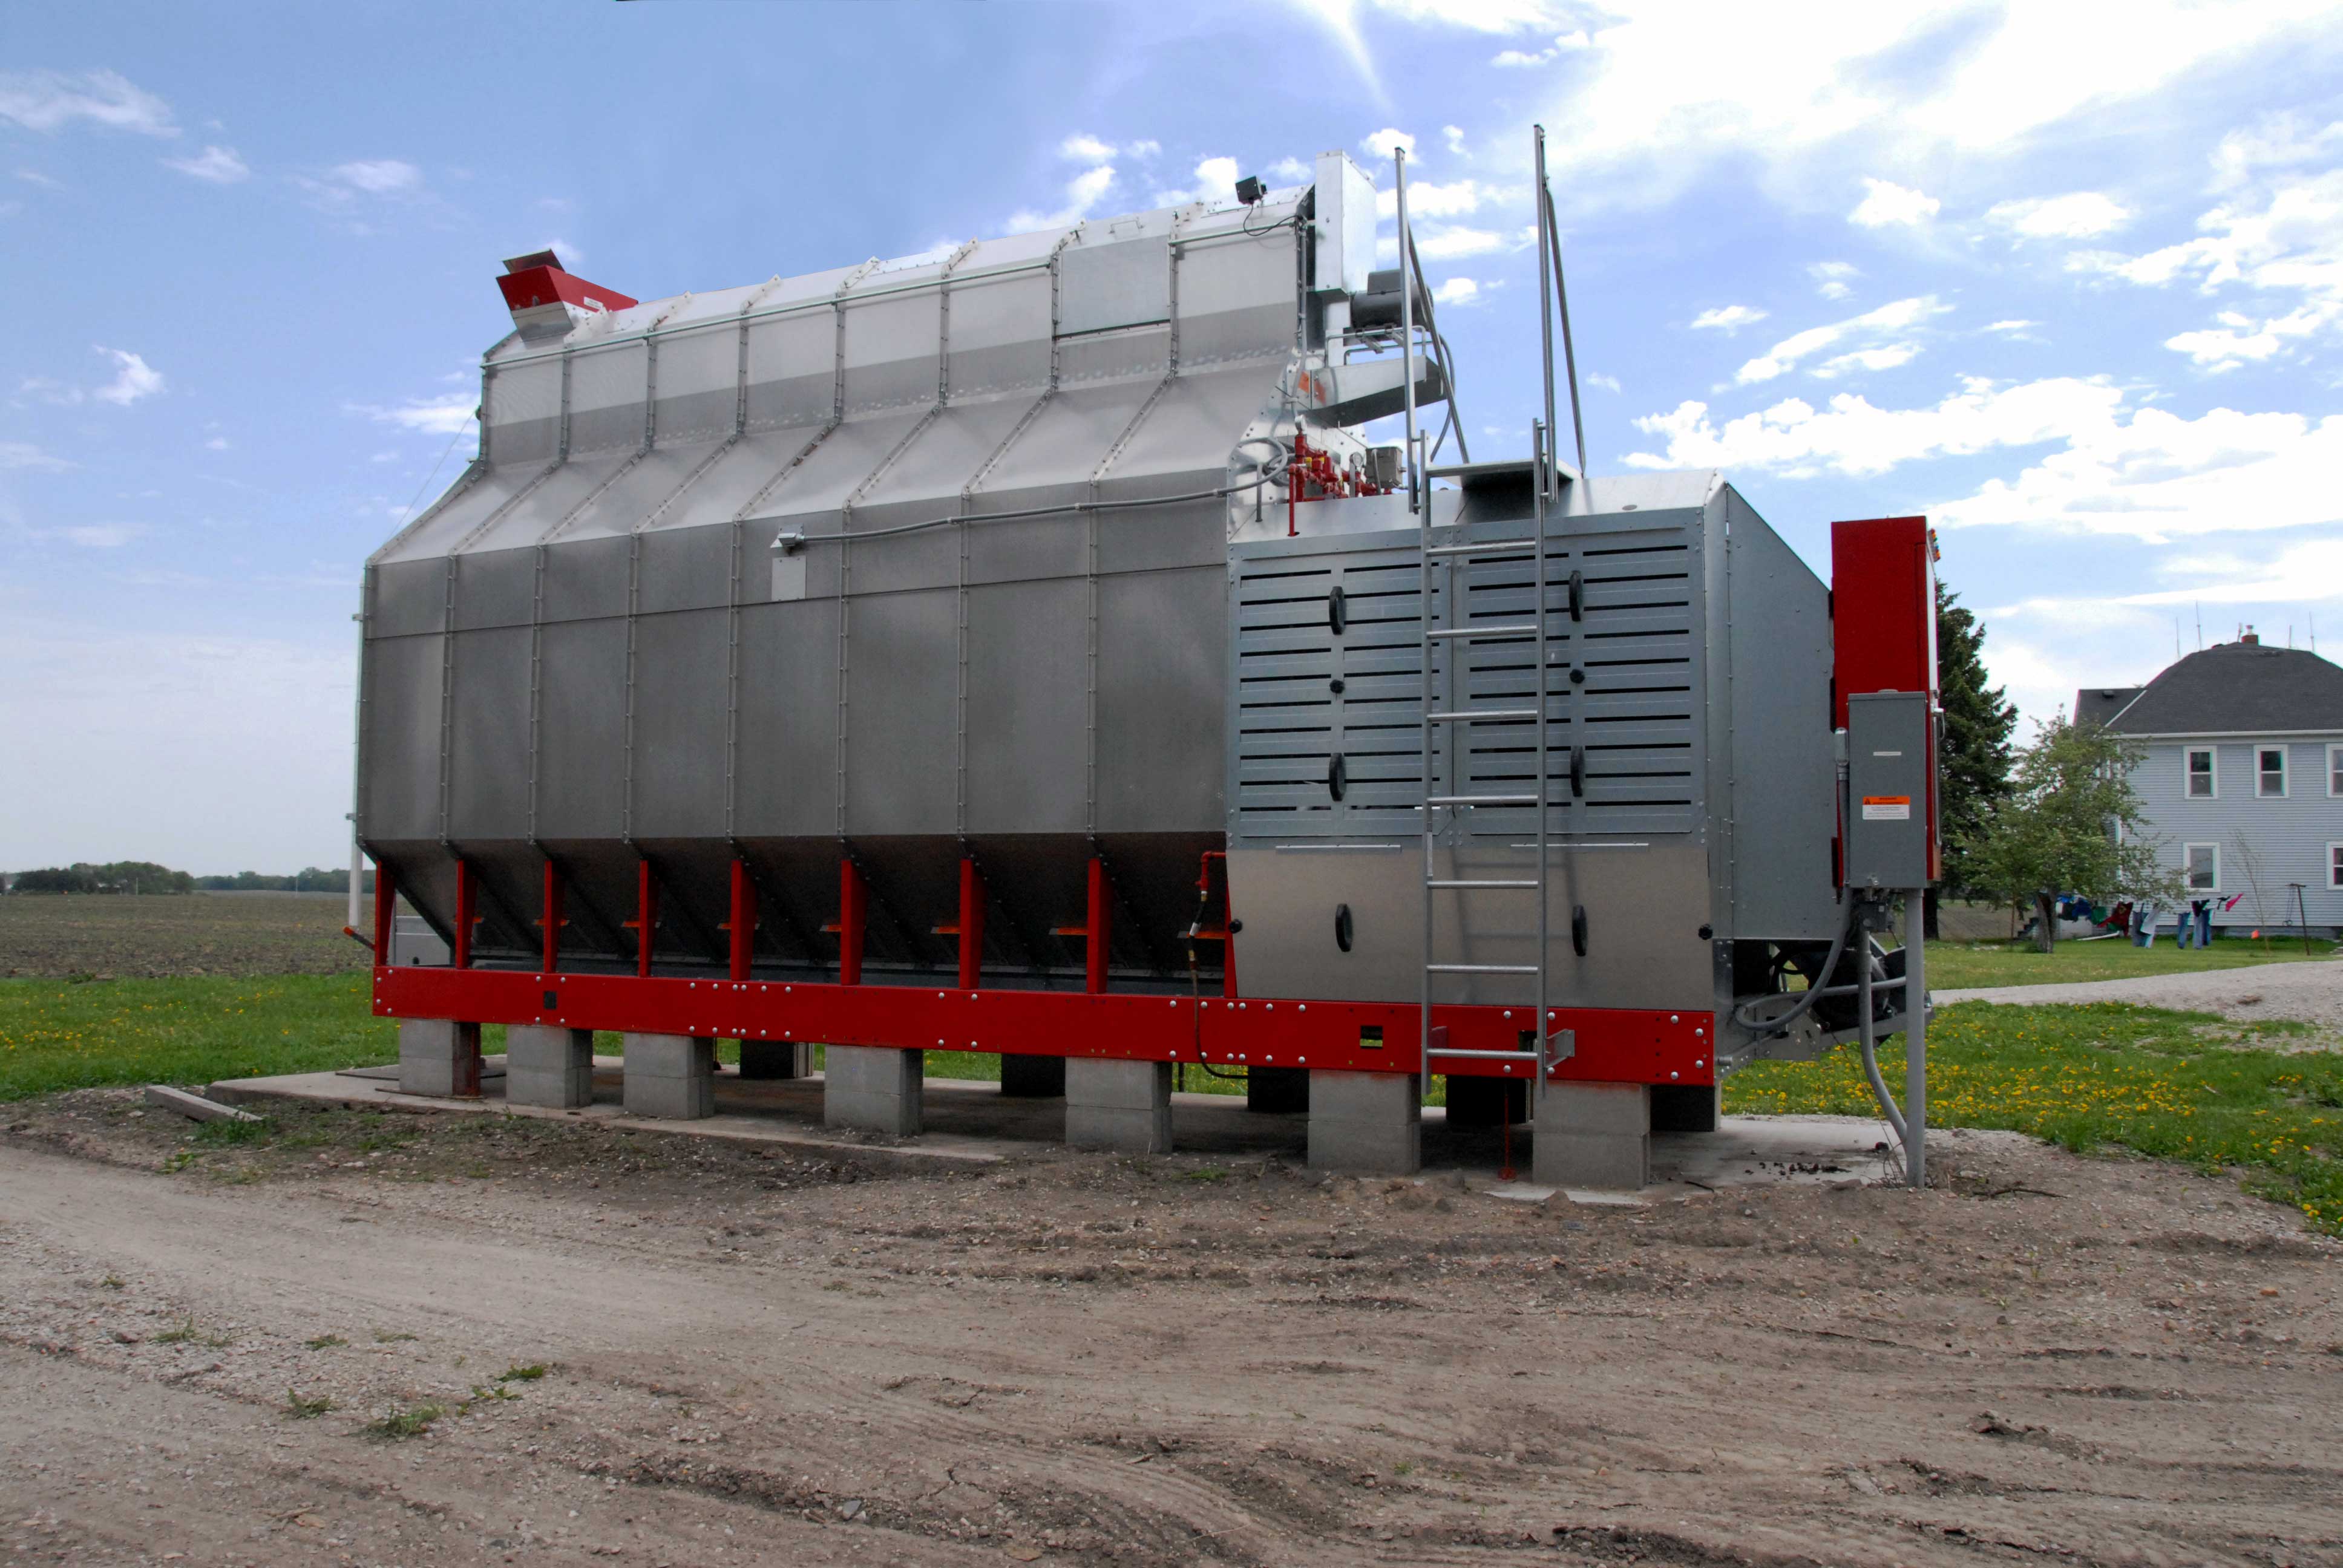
top-left (1922, 935), bottom-right (2337, 990)
top-left (0, 974), bottom-right (396, 1100)
top-left (1728, 999), bottom-right (2343, 1231)
top-left (283, 1390), bottom-right (335, 1419)
top-left (364, 1403), bottom-right (444, 1441)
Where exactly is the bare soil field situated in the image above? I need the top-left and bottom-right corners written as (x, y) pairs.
top-left (0, 893), bottom-right (370, 980)
top-left (5, 1090), bottom-right (2340, 1567)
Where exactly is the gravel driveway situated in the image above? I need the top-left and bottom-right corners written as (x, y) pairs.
top-left (1938, 953), bottom-right (2343, 1024)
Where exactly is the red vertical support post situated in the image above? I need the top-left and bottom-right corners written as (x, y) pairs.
top-left (540, 860), bottom-right (563, 974)
top-left (957, 858), bottom-right (985, 992)
top-left (838, 857), bottom-right (866, 985)
top-left (371, 862), bottom-right (395, 961)
top-left (728, 858), bottom-right (757, 982)
top-left (633, 860), bottom-right (657, 979)
top-left (452, 857), bottom-right (474, 970)
top-left (1084, 856), bottom-right (1110, 995)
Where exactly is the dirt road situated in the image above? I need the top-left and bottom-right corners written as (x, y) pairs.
top-left (5, 1093), bottom-right (2341, 1567)
top-left (1939, 953), bottom-right (2343, 1025)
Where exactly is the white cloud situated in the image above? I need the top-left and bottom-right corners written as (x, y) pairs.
top-left (2211, 112), bottom-right (2343, 191)
top-left (1361, 128), bottom-right (1416, 163)
top-left (204, 436), bottom-right (229, 451)
top-left (1987, 191), bottom-right (2131, 238)
top-left (1584, 371), bottom-right (1622, 392)
top-left (1127, 139), bottom-right (1161, 159)
top-left (1432, 276), bottom-right (1480, 305)
top-left (16, 168), bottom-right (62, 189)
top-left (44, 523), bottom-right (142, 549)
top-left (0, 68), bottom-right (175, 137)
top-left (1811, 343), bottom-right (1919, 378)
top-left (1413, 226), bottom-right (1504, 259)
top-left (1808, 260), bottom-right (1859, 299)
top-left (91, 347), bottom-right (163, 407)
top-left (330, 158), bottom-right (422, 194)
top-left (1060, 134), bottom-right (1116, 163)
top-left (1735, 295), bottom-right (1950, 383)
top-left (362, 391), bottom-right (477, 437)
top-left (1441, 125), bottom-right (1466, 155)
top-left (1349, 0), bottom-right (1568, 31)
top-left (1374, 178), bottom-right (1504, 218)
top-left (0, 440), bottom-right (71, 471)
top-left (1849, 177), bottom-right (1938, 228)
top-left (162, 145), bottom-right (249, 184)
top-left (1006, 163), bottom-right (1116, 231)
top-left (1492, 29), bottom-right (1590, 66)
top-left (1984, 319), bottom-right (2039, 333)
top-left (1524, 3), bottom-right (2343, 211)
top-left (1689, 304), bottom-right (1768, 333)
top-left (1268, 155), bottom-right (1313, 185)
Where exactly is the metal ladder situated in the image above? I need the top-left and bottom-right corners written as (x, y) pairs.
top-left (1400, 126), bottom-right (1582, 1103)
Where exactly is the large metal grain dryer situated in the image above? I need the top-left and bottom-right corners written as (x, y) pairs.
top-left (358, 134), bottom-right (1938, 1187)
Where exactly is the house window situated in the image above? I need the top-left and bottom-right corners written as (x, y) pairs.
top-left (2332, 842), bottom-right (2343, 890)
top-left (2330, 743), bottom-right (2342, 797)
top-left (2184, 842), bottom-right (2220, 892)
top-left (2258, 745), bottom-right (2288, 798)
top-left (2186, 746), bottom-right (2216, 798)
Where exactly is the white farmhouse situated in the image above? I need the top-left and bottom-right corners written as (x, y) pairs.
top-left (2077, 633), bottom-right (2343, 937)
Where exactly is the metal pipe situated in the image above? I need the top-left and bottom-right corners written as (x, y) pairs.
top-left (770, 462), bottom-right (1288, 551)
top-left (1534, 128), bottom-right (1558, 497)
top-left (1905, 890), bottom-right (1927, 1187)
top-left (1397, 145), bottom-right (1418, 518)
top-left (1532, 418), bottom-right (1550, 1075)
top-left (1855, 930), bottom-right (1907, 1144)
top-left (1542, 196), bottom-right (1589, 478)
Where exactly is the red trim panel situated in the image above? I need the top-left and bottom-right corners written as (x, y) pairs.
top-left (372, 967), bottom-right (1715, 1086)
top-left (495, 265), bottom-right (638, 316)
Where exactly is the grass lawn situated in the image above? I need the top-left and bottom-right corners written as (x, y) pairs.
top-left (1728, 1000), bottom-right (2343, 1233)
top-left (1922, 935), bottom-right (2338, 990)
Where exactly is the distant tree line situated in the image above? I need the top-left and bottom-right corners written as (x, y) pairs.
top-left (2, 863), bottom-right (374, 894)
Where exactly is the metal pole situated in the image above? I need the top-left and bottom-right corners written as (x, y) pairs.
top-left (1400, 145), bottom-right (1432, 1104)
top-left (1532, 418), bottom-right (1550, 1075)
top-left (1542, 198), bottom-right (1589, 478)
top-left (1533, 128), bottom-right (1558, 497)
top-left (1905, 890), bottom-right (1927, 1187)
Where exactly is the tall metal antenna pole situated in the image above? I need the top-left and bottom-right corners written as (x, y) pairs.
top-left (1400, 143), bottom-right (1433, 1105)
top-left (1543, 194), bottom-right (1588, 478)
top-left (1534, 127), bottom-right (1559, 497)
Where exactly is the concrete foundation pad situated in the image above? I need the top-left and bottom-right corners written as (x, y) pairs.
top-left (623, 1034), bottom-right (715, 1120)
top-left (1064, 1059), bottom-right (1173, 1153)
top-left (1308, 1070), bottom-right (1420, 1175)
top-left (825, 1045), bottom-right (924, 1136)
top-left (397, 1018), bottom-right (482, 1099)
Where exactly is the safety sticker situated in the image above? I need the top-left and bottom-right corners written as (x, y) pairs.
top-left (1861, 795), bottom-right (1912, 821)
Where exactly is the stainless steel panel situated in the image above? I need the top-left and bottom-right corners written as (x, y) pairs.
top-left (842, 589), bottom-right (958, 836)
top-left (630, 610), bottom-right (729, 838)
top-left (734, 598), bottom-right (840, 838)
top-left (372, 558), bottom-right (449, 638)
top-left (485, 356), bottom-right (561, 465)
top-left (462, 451), bottom-right (635, 554)
top-left (452, 547), bottom-right (535, 632)
top-left (842, 289), bottom-right (941, 414)
top-left (1057, 325), bottom-right (1170, 387)
top-left (361, 633), bottom-right (444, 840)
top-left (569, 340), bottom-right (647, 454)
top-left (447, 626), bottom-right (532, 841)
top-left (540, 534), bottom-right (631, 624)
top-left (638, 524), bottom-right (732, 615)
top-left (945, 271), bottom-right (1052, 396)
top-left (555, 442), bottom-right (725, 543)
top-left (1096, 367), bottom-right (1267, 497)
top-left (1096, 565), bottom-right (1222, 833)
top-left (653, 322), bottom-right (739, 445)
top-left (1175, 230), bottom-right (1297, 367)
top-left (965, 578), bottom-right (1087, 834)
top-left (1058, 234), bottom-right (1169, 336)
top-left (536, 618), bottom-right (628, 838)
top-left (744, 310), bottom-right (836, 431)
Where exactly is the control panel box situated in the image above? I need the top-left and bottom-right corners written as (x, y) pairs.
top-left (1844, 691), bottom-right (1933, 889)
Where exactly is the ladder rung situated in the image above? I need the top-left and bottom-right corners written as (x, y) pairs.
top-left (1426, 538), bottom-right (1538, 558)
top-left (1426, 962), bottom-right (1541, 975)
top-left (1428, 708), bottom-right (1538, 722)
top-left (1427, 624), bottom-right (1538, 640)
top-left (1426, 794), bottom-right (1539, 806)
top-left (1426, 878), bottom-right (1539, 889)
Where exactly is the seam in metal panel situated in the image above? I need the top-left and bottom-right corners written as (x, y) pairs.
top-left (935, 238), bottom-right (978, 404)
top-left (621, 534), bottom-right (640, 844)
top-left (528, 544), bottom-right (545, 846)
top-left (435, 557), bottom-right (457, 848)
top-left (724, 521), bottom-right (743, 842)
top-left (727, 422), bottom-right (842, 523)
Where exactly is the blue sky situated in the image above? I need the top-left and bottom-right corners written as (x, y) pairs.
top-left (5, 1), bottom-right (2341, 872)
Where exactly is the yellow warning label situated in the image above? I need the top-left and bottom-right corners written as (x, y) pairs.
top-left (1861, 795), bottom-right (1912, 821)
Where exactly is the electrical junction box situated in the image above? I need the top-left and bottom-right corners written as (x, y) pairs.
top-left (1312, 149), bottom-right (1378, 296)
top-left (1844, 691), bottom-right (1933, 890)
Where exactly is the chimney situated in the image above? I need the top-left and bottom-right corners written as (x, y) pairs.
top-left (2240, 627), bottom-right (2260, 646)
top-left (496, 250), bottom-right (638, 342)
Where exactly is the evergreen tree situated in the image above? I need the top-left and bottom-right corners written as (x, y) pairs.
top-left (1927, 583), bottom-right (2017, 937)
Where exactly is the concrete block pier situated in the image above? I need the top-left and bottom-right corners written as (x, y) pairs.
top-left (1306, 1070), bottom-right (1420, 1174)
top-left (622, 1033), bottom-right (716, 1120)
top-left (505, 1024), bottom-right (594, 1109)
top-left (1533, 1080), bottom-right (1651, 1189)
top-left (824, 1045), bottom-right (925, 1135)
top-left (1064, 1059), bottom-right (1172, 1152)
top-left (397, 1019), bottom-right (482, 1099)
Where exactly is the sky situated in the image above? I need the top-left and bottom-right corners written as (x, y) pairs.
top-left (4, 1), bottom-right (2341, 873)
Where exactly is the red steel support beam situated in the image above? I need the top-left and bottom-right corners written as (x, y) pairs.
top-left (372, 863), bottom-right (396, 958)
top-left (452, 858), bottom-right (474, 970)
top-left (956, 858), bottom-right (986, 992)
top-left (1084, 856), bottom-right (1110, 995)
top-left (629, 860), bottom-right (658, 979)
top-left (727, 858), bottom-right (758, 983)
top-left (838, 858), bottom-right (867, 985)
top-left (540, 860), bottom-right (564, 974)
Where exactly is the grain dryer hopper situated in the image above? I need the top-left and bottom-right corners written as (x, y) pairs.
top-left (358, 137), bottom-right (1938, 1187)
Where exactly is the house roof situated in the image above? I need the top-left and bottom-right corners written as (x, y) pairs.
top-left (2088, 641), bottom-right (2343, 735)
top-left (2074, 685), bottom-right (2142, 727)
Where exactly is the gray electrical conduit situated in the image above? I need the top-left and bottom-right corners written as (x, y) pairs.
top-left (1729, 897), bottom-right (1862, 1036)
top-left (770, 457), bottom-right (1290, 552)
top-left (1855, 934), bottom-right (1909, 1143)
